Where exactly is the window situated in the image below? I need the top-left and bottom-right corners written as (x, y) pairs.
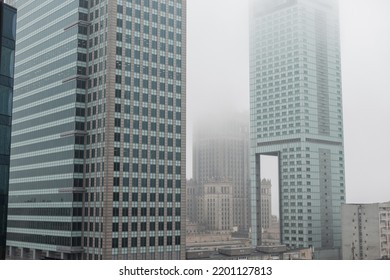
top-left (1, 47), bottom-right (15, 78)
top-left (0, 85), bottom-right (12, 116)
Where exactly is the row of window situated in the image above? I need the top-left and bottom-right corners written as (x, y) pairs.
top-left (111, 235), bottom-right (181, 248)
top-left (117, 2), bottom-right (182, 16)
top-left (106, 192), bottom-right (181, 202)
top-left (8, 233), bottom-right (80, 247)
top-left (83, 177), bottom-right (182, 189)
top-left (112, 207), bottom-right (181, 217)
top-left (114, 77), bottom-right (182, 94)
top-left (7, 220), bottom-right (81, 231)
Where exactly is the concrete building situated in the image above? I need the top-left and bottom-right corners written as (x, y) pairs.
top-left (260, 178), bottom-right (272, 230)
top-left (0, 0), bottom-right (16, 260)
top-left (341, 202), bottom-right (390, 260)
top-left (250, 0), bottom-right (345, 258)
top-left (186, 245), bottom-right (313, 260)
top-left (262, 215), bottom-right (281, 245)
top-left (186, 179), bottom-right (200, 224)
top-left (7, 0), bottom-right (186, 260)
top-left (203, 181), bottom-right (233, 232)
top-left (193, 112), bottom-right (250, 234)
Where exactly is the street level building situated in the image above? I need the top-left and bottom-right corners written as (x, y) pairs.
top-left (341, 202), bottom-right (390, 260)
top-left (250, 0), bottom-right (345, 259)
top-left (7, 0), bottom-right (186, 260)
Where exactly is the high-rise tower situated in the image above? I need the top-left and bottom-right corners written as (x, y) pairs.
top-left (7, 0), bottom-right (186, 260)
top-left (250, 0), bottom-right (345, 258)
top-left (0, 0), bottom-right (16, 260)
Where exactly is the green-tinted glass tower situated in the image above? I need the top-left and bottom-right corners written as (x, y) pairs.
top-left (0, 0), bottom-right (16, 260)
top-left (7, 0), bottom-right (186, 260)
top-left (250, 0), bottom-right (345, 259)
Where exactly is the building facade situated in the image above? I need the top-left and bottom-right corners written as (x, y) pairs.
top-left (341, 202), bottom-right (390, 260)
top-left (0, 0), bottom-right (16, 260)
top-left (260, 178), bottom-right (272, 230)
top-left (193, 112), bottom-right (250, 234)
top-left (186, 179), bottom-right (200, 224)
top-left (7, 0), bottom-right (186, 260)
top-left (250, 0), bottom-right (345, 257)
top-left (202, 181), bottom-right (233, 232)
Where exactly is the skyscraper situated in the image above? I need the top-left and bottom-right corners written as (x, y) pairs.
top-left (0, 0), bottom-right (16, 260)
top-left (7, 0), bottom-right (186, 260)
top-left (193, 112), bottom-right (250, 234)
top-left (250, 0), bottom-right (345, 258)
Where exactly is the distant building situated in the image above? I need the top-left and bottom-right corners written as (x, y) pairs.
top-left (193, 112), bottom-right (250, 234)
top-left (342, 202), bottom-right (390, 260)
top-left (186, 179), bottom-right (201, 224)
top-left (203, 181), bottom-right (233, 232)
top-left (262, 215), bottom-right (281, 245)
top-left (260, 179), bottom-right (272, 230)
top-left (186, 245), bottom-right (313, 260)
top-left (0, 0), bottom-right (16, 260)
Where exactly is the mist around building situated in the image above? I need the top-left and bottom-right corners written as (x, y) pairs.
top-left (1, 0), bottom-right (390, 263)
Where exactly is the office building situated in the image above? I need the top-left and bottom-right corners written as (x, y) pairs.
top-left (7, 0), bottom-right (186, 260)
top-left (250, 0), bottom-right (345, 258)
top-left (0, 0), bottom-right (16, 260)
top-left (341, 202), bottom-right (390, 260)
top-left (193, 112), bottom-right (250, 234)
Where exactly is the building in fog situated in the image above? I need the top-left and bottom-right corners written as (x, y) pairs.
top-left (193, 112), bottom-right (250, 234)
top-left (187, 179), bottom-right (233, 233)
top-left (250, 0), bottom-right (345, 258)
top-left (260, 179), bottom-right (272, 230)
top-left (7, 0), bottom-right (186, 260)
top-left (186, 245), bottom-right (313, 260)
top-left (203, 181), bottom-right (233, 232)
top-left (186, 179), bottom-right (201, 224)
top-left (0, 0), bottom-right (16, 260)
top-left (341, 202), bottom-right (390, 260)
top-left (259, 179), bottom-right (281, 245)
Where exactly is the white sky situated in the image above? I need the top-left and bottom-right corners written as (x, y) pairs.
top-left (186, 0), bottom-right (390, 205)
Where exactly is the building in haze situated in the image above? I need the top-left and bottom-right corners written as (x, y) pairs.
top-left (250, 0), bottom-right (345, 259)
top-left (260, 178), bottom-right (272, 230)
top-left (7, 0), bottom-right (186, 260)
top-left (186, 179), bottom-right (201, 224)
top-left (341, 202), bottom-right (390, 260)
top-left (202, 180), bottom-right (233, 232)
top-left (0, 0), bottom-right (16, 260)
top-left (193, 112), bottom-right (250, 235)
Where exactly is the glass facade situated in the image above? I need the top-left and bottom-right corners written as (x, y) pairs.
top-left (7, 0), bottom-right (186, 260)
top-left (250, 0), bottom-right (345, 256)
top-left (0, 1), bottom-right (16, 260)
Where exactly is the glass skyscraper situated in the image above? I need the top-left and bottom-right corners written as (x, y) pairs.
top-left (250, 0), bottom-right (345, 258)
top-left (0, 0), bottom-right (16, 260)
top-left (7, 0), bottom-right (186, 260)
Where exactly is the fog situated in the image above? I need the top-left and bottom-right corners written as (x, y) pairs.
top-left (187, 0), bottom-right (390, 204)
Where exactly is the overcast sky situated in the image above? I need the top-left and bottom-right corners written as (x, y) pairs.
top-left (186, 0), bottom-right (390, 205)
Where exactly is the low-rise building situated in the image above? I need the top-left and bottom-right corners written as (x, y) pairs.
top-left (342, 201), bottom-right (390, 259)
